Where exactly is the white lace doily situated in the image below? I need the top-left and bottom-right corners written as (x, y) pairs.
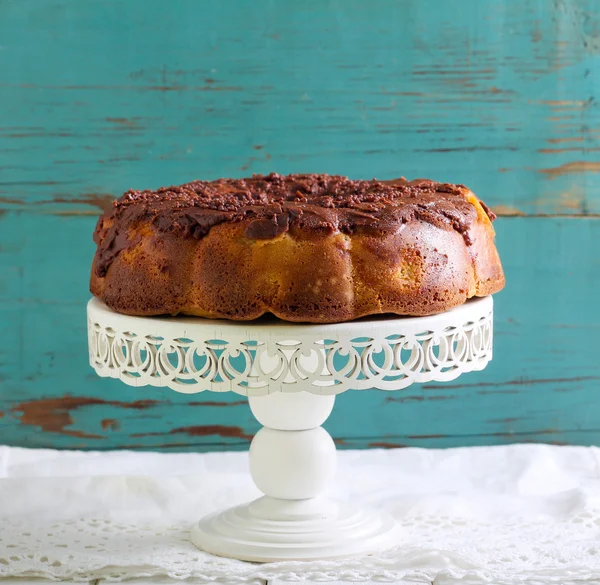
top-left (2, 444), bottom-right (600, 584)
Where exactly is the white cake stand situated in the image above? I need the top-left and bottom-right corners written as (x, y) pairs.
top-left (87, 296), bottom-right (493, 562)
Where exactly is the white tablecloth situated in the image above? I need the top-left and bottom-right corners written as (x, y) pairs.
top-left (1, 444), bottom-right (600, 584)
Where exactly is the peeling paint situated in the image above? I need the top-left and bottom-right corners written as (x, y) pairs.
top-left (546, 136), bottom-right (585, 144)
top-left (426, 375), bottom-right (600, 391)
top-left (0, 196), bottom-right (26, 205)
top-left (491, 205), bottom-right (526, 216)
top-left (488, 86), bottom-right (514, 94)
top-left (47, 209), bottom-right (103, 216)
top-left (555, 186), bottom-right (588, 212)
top-left (412, 68), bottom-right (495, 76)
top-left (106, 117), bottom-right (141, 128)
top-left (385, 394), bottom-right (453, 403)
top-left (131, 425), bottom-right (253, 441)
top-left (101, 418), bottom-right (120, 431)
top-left (11, 397), bottom-right (159, 438)
top-left (536, 99), bottom-right (590, 107)
top-left (538, 147), bottom-right (600, 154)
top-left (0, 83), bottom-right (244, 92)
top-left (187, 400), bottom-right (247, 407)
top-left (368, 442), bottom-right (405, 449)
top-left (540, 161), bottom-right (600, 178)
top-left (50, 193), bottom-right (115, 212)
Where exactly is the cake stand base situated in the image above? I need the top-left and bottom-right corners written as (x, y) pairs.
top-left (189, 392), bottom-right (399, 562)
top-left (87, 296), bottom-right (494, 562)
top-left (190, 495), bottom-right (398, 562)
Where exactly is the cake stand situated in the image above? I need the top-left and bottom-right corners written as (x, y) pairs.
top-left (87, 296), bottom-right (493, 562)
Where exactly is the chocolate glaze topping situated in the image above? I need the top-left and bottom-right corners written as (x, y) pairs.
top-left (94, 173), bottom-right (494, 277)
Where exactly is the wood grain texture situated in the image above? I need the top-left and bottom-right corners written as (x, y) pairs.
top-left (1, 0), bottom-right (599, 449)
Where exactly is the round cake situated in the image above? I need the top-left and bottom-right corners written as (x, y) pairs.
top-left (90, 173), bottom-right (504, 323)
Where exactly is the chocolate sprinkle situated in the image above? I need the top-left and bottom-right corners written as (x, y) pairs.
top-left (94, 173), bottom-right (491, 277)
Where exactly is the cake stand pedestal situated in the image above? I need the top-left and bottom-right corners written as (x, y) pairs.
top-left (87, 296), bottom-right (493, 562)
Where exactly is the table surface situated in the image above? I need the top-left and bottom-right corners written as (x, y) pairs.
top-left (2, 579), bottom-right (434, 585)
top-left (4, 444), bottom-right (598, 583)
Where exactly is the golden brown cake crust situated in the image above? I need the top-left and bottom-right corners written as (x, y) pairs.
top-left (90, 173), bottom-right (505, 323)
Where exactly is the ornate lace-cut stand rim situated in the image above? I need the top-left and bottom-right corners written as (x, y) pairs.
top-left (87, 295), bottom-right (493, 396)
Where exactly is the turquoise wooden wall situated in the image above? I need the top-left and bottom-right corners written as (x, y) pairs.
top-left (1, 0), bottom-right (600, 450)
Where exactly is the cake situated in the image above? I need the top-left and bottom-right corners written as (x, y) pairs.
top-left (90, 173), bottom-right (504, 323)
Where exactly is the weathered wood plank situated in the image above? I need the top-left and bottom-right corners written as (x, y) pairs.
top-left (1, 0), bottom-right (600, 449)
top-left (1, 0), bottom-right (600, 215)
top-left (0, 211), bottom-right (598, 449)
